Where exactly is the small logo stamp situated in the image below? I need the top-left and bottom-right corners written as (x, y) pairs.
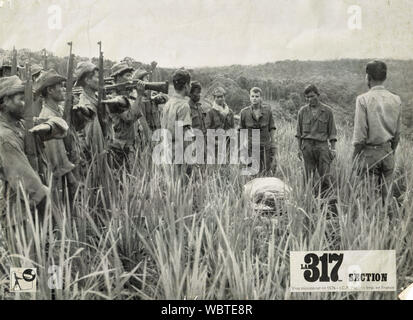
top-left (9, 268), bottom-right (37, 293)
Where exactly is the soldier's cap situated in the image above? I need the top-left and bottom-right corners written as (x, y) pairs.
top-left (74, 61), bottom-right (98, 86)
top-left (132, 68), bottom-right (149, 80)
top-left (0, 75), bottom-right (25, 101)
top-left (33, 69), bottom-right (66, 95)
top-left (31, 64), bottom-right (43, 77)
top-left (110, 62), bottom-right (134, 78)
top-left (172, 69), bottom-right (191, 86)
top-left (212, 86), bottom-right (226, 96)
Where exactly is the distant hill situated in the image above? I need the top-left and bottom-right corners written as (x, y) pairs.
top-left (191, 59), bottom-right (413, 136)
top-left (2, 48), bottom-right (412, 137)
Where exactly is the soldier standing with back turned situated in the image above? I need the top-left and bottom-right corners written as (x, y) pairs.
top-left (352, 60), bottom-right (401, 207)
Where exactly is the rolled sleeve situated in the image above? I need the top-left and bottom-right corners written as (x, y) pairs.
top-left (392, 109), bottom-right (401, 151)
top-left (327, 111), bottom-right (337, 142)
top-left (352, 96), bottom-right (368, 146)
top-left (295, 110), bottom-right (303, 139)
top-left (268, 110), bottom-right (276, 131)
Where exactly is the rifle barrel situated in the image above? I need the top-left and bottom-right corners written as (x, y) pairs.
top-left (24, 63), bottom-right (39, 172)
top-left (104, 80), bottom-right (169, 94)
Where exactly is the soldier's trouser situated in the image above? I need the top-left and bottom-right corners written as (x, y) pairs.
top-left (258, 145), bottom-right (276, 175)
top-left (302, 139), bottom-right (334, 196)
top-left (356, 143), bottom-right (395, 205)
top-left (110, 145), bottom-right (135, 171)
top-left (52, 172), bottom-right (78, 215)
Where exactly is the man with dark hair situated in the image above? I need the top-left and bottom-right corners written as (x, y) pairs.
top-left (239, 87), bottom-right (277, 175)
top-left (0, 75), bottom-right (68, 217)
top-left (161, 69), bottom-right (192, 176)
top-left (188, 81), bottom-right (209, 168)
top-left (189, 81), bottom-right (208, 135)
top-left (35, 70), bottom-right (88, 202)
top-left (296, 84), bottom-right (337, 197)
top-left (352, 60), bottom-right (401, 205)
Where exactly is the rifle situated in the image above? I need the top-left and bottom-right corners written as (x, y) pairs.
top-left (23, 61), bottom-right (39, 172)
top-left (42, 48), bottom-right (48, 70)
top-left (11, 46), bottom-right (17, 76)
top-left (63, 42), bottom-right (74, 125)
top-left (104, 79), bottom-right (169, 95)
top-left (149, 61), bottom-right (157, 82)
top-left (97, 41), bottom-right (108, 139)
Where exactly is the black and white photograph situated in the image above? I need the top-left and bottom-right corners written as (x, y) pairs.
top-left (0, 0), bottom-right (412, 305)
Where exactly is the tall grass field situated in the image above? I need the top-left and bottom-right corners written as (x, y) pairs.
top-left (0, 119), bottom-right (412, 300)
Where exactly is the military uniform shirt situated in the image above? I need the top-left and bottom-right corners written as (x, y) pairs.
top-left (39, 102), bottom-right (75, 178)
top-left (296, 103), bottom-right (337, 142)
top-left (239, 105), bottom-right (276, 147)
top-left (109, 96), bottom-right (142, 149)
top-left (352, 85), bottom-right (401, 148)
top-left (161, 93), bottom-right (192, 142)
top-left (0, 114), bottom-right (68, 204)
top-left (205, 105), bottom-right (235, 130)
top-left (189, 99), bottom-right (208, 134)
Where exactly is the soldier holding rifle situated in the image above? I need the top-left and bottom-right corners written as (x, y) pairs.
top-left (0, 75), bottom-right (68, 218)
top-left (131, 66), bottom-right (168, 150)
top-left (73, 60), bottom-right (128, 162)
top-left (107, 61), bottom-right (145, 168)
top-left (36, 69), bottom-right (89, 203)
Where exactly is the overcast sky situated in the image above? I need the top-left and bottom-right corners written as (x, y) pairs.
top-left (0, 0), bottom-right (412, 67)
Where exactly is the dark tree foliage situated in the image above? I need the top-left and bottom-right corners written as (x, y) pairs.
top-left (3, 49), bottom-right (412, 136)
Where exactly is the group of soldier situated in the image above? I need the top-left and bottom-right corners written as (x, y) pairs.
top-left (0, 54), bottom-right (403, 221)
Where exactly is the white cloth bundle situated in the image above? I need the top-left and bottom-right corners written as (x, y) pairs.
top-left (243, 177), bottom-right (292, 215)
